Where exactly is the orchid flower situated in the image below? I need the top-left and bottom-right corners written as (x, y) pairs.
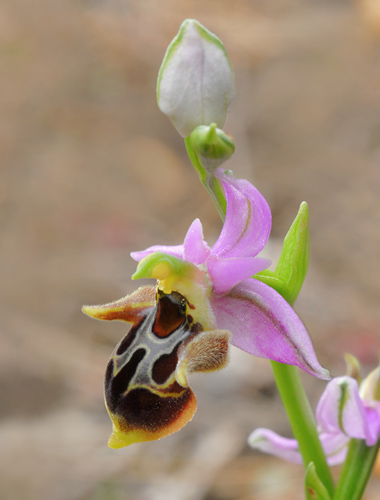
top-left (83, 167), bottom-right (329, 448)
top-left (249, 368), bottom-right (380, 465)
top-left (132, 167), bottom-right (329, 380)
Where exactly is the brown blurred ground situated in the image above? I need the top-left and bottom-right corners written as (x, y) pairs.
top-left (1, 1), bottom-right (380, 499)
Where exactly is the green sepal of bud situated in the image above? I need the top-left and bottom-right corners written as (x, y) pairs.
top-left (255, 202), bottom-right (310, 306)
top-left (189, 123), bottom-right (235, 171)
top-left (344, 353), bottom-right (362, 383)
top-left (304, 463), bottom-right (332, 500)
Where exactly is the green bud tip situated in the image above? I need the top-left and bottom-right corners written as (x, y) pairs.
top-left (344, 353), bottom-right (362, 383)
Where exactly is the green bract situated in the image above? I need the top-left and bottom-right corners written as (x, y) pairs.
top-left (255, 201), bottom-right (310, 306)
top-left (305, 463), bottom-right (332, 500)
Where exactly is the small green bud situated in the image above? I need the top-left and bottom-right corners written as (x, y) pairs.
top-left (304, 463), bottom-right (332, 500)
top-left (189, 123), bottom-right (235, 170)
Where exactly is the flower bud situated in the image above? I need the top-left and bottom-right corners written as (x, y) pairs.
top-left (189, 123), bottom-right (235, 170)
top-left (344, 353), bottom-right (362, 383)
top-left (360, 366), bottom-right (380, 402)
top-left (157, 19), bottom-right (235, 137)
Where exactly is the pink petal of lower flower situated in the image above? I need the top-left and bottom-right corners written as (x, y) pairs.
top-left (249, 429), bottom-right (349, 466)
top-left (130, 244), bottom-right (184, 262)
top-left (183, 219), bottom-right (211, 265)
top-left (248, 428), bottom-right (302, 464)
top-left (316, 377), bottom-right (370, 441)
top-left (319, 432), bottom-right (349, 465)
top-left (210, 278), bottom-right (330, 379)
top-left (212, 168), bottom-right (271, 259)
top-left (207, 255), bottom-right (271, 295)
top-left (363, 404), bottom-right (380, 446)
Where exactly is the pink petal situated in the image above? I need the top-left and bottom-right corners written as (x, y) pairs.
top-left (210, 278), bottom-right (330, 379)
top-left (316, 377), bottom-right (372, 443)
top-left (248, 428), bottom-right (302, 464)
top-left (212, 168), bottom-right (271, 259)
top-left (363, 404), bottom-right (380, 446)
top-left (207, 255), bottom-right (271, 295)
top-left (183, 219), bottom-right (211, 265)
top-left (319, 432), bottom-right (349, 465)
top-left (131, 244), bottom-right (184, 262)
top-left (249, 429), bottom-right (349, 466)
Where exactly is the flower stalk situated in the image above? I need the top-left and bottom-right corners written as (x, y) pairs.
top-left (184, 136), bottom-right (227, 219)
top-left (262, 225), bottom-right (335, 497)
top-left (271, 361), bottom-right (335, 496)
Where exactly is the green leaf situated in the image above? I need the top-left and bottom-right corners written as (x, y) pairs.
top-left (305, 463), bottom-right (332, 500)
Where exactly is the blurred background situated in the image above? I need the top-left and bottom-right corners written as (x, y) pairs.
top-left (1, 0), bottom-right (380, 499)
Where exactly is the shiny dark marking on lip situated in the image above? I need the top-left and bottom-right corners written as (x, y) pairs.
top-left (105, 348), bottom-right (146, 413)
top-left (117, 387), bottom-right (192, 431)
top-left (116, 320), bottom-right (143, 355)
top-left (153, 291), bottom-right (186, 338)
top-left (152, 342), bottom-right (181, 385)
top-left (102, 289), bottom-right (205, 444)
top-left (104, 360), bottom-right (116, 409)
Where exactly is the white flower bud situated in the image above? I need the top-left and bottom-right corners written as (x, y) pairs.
top-left (157, 19), bottom-right (235, 138)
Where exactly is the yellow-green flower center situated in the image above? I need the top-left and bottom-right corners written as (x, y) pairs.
top-left (133, 252), bottom-right (216, 330)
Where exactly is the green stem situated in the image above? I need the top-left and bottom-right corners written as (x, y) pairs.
top-left (270, 297), bottom-right (334, 497)
top-left (184, 137), bottom-right (226, 220)
top-left (333, 438), bottom-right (380, 500)
top-left (271, 361), bottom-right (335, 497)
